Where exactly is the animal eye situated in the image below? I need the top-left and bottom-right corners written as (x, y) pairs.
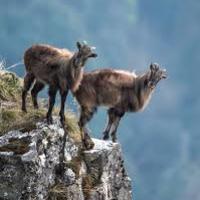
top-left (144, 79), bottom-right (148, 86)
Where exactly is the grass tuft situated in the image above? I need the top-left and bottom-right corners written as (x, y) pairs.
top-left (0, 70), bottom-right (81, 144)
top-left (0, 108), bottom-right (46, 135)
top-left (0, 69), bottom-right (89, 198)
top-left (82, 175), bottom-right (93, 199)
top-left (48, 183), bottom-right (69, 200)
top-left (0, 70), bottom-right (22, 101)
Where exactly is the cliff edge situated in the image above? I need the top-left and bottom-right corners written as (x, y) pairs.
top-left (0, 118), bottom-right (132, 200)
top-left (0, 70), bottom-right (132, 200)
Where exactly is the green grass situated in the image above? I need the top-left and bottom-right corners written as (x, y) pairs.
top-left (0, 69), bottom-right (90, 198)
top-left (0, 70), bottom-right (46, 135)
top-left (0, 107), bottom-right (47, 135)
top-left (0, 70), bottom-right (81, 143)
top-left (0, 70), bottom-right (22, 101)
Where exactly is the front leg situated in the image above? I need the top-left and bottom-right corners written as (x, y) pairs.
top-left (46, 85), bottom-right (58, 124)
top-left (31, 81), bottom-right (45, 109)
top-left (78, 106), bottom-right (96, 149)
top-left (59, 89), bottom-right (68, 126)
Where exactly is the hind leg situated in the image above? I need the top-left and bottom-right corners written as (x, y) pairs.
top-left (103, 108), bottom-right (124, 142)
top-left (22, 73), bottom-right (35, 112)
top-left (31, 81), bottom-right (45, 109)
top-left (102, 108), bottom-right (116, 140)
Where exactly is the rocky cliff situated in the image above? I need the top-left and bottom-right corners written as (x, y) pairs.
top-left (0, 70), bottom-right (132, 200)
top-left (0, 118), bottom-right (132, 200)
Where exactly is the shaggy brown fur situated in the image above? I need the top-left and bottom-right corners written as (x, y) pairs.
top-left (22, 42), bottom-right (97, 124)
top-left (74, 63), bottom-right (167, 143)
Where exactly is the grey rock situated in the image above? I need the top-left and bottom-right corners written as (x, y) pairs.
top-left (0, 117), bottom-right (132, 200)
top-left (84, 139), bottom-right (132, 200)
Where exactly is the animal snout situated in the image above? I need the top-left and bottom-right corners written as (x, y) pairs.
top-left (161, 69), bottom-right (167, 79)
top-left (89, 53), bottom-right (98, 58)
top-left (148, 81), bottom-right (155, 89)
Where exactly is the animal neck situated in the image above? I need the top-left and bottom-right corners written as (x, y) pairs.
top-left (67, 54), bottom-right (84, 92)
top-left (134, 73), bottom-right (153, 111)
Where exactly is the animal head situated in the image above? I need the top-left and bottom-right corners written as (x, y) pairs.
top-left (145, 63), bottom-right (167, 89)
top-left (74, 41), bottom-right (98, 68)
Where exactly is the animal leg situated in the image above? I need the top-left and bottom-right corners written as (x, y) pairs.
top-left (22, 73), bottom-right (35, 112)
top-left (105, 108), bottom-right (124, 142)
top-left (102, 108), bottom-right (116, 140)
top-left (110, 116), bottom-right (121, 142)
top-left (78, 106), bottom-right (96, 130)
top-left (31, 81), bottom-right (45, 109)
top-left (78, 106), bottom-right (96, 149)
top-left (59, 89), bottom-right (68, 126)
top-left (46, 85), bottom-right (58, 124)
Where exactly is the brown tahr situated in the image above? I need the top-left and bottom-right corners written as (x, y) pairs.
top-left (22, 42), bottom-right (97, 124)
top-left (74, 63), bottom-right (167, 143)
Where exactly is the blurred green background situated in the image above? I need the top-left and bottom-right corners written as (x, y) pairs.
top-left (0, 0), bottom-right (200, 199)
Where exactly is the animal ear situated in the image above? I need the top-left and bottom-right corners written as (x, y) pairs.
top-left (150, 63), bottom-right (154, 71)
top-left (76, 42), bottom-right (82, 50)
top-left (89, 53), bottom-right (98, 58)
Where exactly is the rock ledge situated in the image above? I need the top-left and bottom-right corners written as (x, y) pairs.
top-left (0, 118), bottom-right (132, 200)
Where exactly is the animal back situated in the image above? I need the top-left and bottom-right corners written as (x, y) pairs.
top-left (24, 44), bottom-right (73, 72)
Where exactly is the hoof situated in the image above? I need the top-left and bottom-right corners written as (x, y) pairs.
top-left (112, 138), bottom-right (117, 143)
top-left (22, 107), bottom-right (27, 113)
top-left (33, 105), bottom-right (39, 109)
top-left (47, 117), bottom-right (53, 124)
top-left (83, 140), bottom-right (95, 150)
top-left (102, 130), bottom-right (109, 140)
top-left (83, 134), bottom-right (94, 150)
top-left (102, 131), bottom-right (109, 140)
top-left (103, 135), bottom-right (109, 140)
